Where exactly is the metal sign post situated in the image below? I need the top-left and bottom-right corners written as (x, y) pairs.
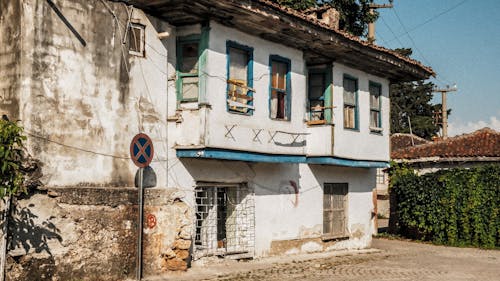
top-left (130, 134), bottom-right (154, 281)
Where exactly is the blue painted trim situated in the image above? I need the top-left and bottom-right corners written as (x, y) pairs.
top-left (177, 148), bottom-right (305, 163)
top-left (176, 148), bottom-right (389, 168)
top-left (307, 157), bottom-right (389, 168)
top-left (226, 40), bottom-right (254, 115)
top-left (269, 55), bottom-right (292, 120)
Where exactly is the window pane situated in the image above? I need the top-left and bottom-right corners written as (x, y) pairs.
top-left (229, 47), bottom-right (248, 82)
top-left (272, 61), bottom-right (287, 90)
top-left (370, 110), bottom-right (380, 128)
top-left (369, 84), bottom-right (381, 109)
top-left (270, 89), bottom-right (286, 119)
top-left (182, 76), bottom-right (199, 100)
top-left (344, 77), bottom-right (356, 93)
top-left (344, 106), bottom-right (355, 128)
top-left (343, 78), bottom-right (356, 105)
top-left (181, 43), bottom-right (199, 73)
top-left (309, 73), bottom-right (325, 100)
top-left (129, 24), bottom-right (144, 56)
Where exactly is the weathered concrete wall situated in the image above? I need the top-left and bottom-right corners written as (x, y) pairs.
top-left (203, 21), bottom-right (308, 155)
top-left (4, 187), bottom-right (191, 281)
top-left (332, 63), bottom-right (390, 161)
top-left (176, 158), bottom-right (376, 258)
top-left (18, 0), bottom-right (172, 188)
top-left (0, 0), bottom-right (22, 120)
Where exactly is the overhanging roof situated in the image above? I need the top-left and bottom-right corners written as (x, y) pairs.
top-left (115, 0), bottom-right (434, 82)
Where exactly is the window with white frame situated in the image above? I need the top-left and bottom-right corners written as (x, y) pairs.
top-left (128, 23), bottom-right (145, 57)
top-left (369, 82), bottom-right (382, 132)
top-left (269, 56), bottom-right (291, 120)
top-left (227, 41), bottom-right (254, 114)
top-left (343, 76), bottom-right (358, 129)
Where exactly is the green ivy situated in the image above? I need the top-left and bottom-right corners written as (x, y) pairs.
top-left (390, 164), bottom-right (500, 248)
top-left (0, 120), bottom-right (27, 197)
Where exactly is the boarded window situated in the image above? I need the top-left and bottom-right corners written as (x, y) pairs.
top-left (270, 58), bottom-right (290, 120)
top-left (227, 45), bottom-right (253, 114)
top-left (323, 183), bottom-right (348, 238)
top-left (369, 83), bottom-right (382, 131)
top-left (177, 40), bottom-right (199, 102)
top-left (343, 77), bottom-right (357, 129)
top-left (128, 23), bottom-right (145, 57)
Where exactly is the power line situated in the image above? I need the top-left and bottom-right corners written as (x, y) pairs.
top-left (379, 16), bottom-right (406, 48)
top-left (386, 0), bottom-right (469, 44)
top-left (391, 7), bottom-right (453, 85)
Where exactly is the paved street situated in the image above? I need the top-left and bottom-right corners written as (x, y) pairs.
top-left (149, 238), bottom-right (500, 281)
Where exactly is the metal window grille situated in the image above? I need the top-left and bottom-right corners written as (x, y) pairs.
top-left (194, 184), bottom-right (255, 259)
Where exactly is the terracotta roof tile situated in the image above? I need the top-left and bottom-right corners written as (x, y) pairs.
top-left (391, 133), bottom-right (431, 152)
top-left (391, 128), bottom-right (500, 160)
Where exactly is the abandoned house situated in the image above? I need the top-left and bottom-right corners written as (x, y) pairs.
top-left (0, 0), bottom-right (433, 279)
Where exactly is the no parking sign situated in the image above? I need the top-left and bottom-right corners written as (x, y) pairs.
top-left (130, 133), bottom-right (154, 168)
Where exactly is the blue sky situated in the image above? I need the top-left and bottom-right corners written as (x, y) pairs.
top-left (374, 0), bottom-right (500, 136)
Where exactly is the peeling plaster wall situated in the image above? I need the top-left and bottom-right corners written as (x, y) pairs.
top-left (18, 0), bottom-right (172, 187)
top-left (176, 158), bottom-right (375, 258)
top-left (0, 0), bottom-right (22, 119)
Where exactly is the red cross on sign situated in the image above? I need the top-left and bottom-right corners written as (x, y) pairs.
top-left (130, 133), bottom-right (154, 168)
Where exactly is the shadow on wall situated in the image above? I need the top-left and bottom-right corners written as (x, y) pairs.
top-left (2, 200), bottom-right (62, 256)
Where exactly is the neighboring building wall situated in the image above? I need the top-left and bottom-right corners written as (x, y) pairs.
top-left (18, 0), bottom-right (172, 188)
top-left (0, 0), bottom-right (22, 119)
top-left (332, 63), bottom-right (390, 161)
top-left (2, 1), bottom-right (193, 280)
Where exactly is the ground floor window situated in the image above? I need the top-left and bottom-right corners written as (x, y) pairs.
top-left (323, 183), bottom-right (348, 238)
top-left (194, 184), bottom-right (255, 258)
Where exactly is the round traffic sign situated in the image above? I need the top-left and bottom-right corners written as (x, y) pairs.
top-left (130, 133), bottom-right (154, 168)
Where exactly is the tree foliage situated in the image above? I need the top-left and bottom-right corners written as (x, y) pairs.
top-left (275, 0), bottom-right (378, 36)
top-left (390, 48), bottom-right (443, 139)
top-left (0, 120), bottom-right (27, 197)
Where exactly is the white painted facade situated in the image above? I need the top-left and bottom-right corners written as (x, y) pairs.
top-left (8, 1), bottom-right (399, 261)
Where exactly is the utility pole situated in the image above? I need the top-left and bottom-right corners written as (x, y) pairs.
top-left (368, 0), bottom-right (394, 43)
top-left (433, 85), bottom-right (457, 139)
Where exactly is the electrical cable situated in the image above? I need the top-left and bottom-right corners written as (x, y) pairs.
top-left (386, 0), bottom-right (469, 44)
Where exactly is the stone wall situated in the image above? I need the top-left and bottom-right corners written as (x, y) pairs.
top-left (3, 187), bottom-right (192, 281)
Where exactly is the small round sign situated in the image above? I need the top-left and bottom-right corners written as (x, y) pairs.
top-left (130, 133), bottom-right (154, 168)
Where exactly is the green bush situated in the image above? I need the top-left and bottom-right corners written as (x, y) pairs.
top-left (390, 163), bottom-right (500, 248)
top-left (0, 120), bottom-right (27, 197)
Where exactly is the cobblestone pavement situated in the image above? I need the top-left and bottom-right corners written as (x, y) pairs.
top-left (148, 238), bottom-right (500, 281)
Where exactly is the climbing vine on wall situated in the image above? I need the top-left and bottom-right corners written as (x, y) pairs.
top-left (390, 164), bottom-right (500, 248)
top-left (0, 120), bottom-right (27, 197)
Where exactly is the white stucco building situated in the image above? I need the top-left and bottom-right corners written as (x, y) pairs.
top-left (0, 0), bottom-right (434, 264)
